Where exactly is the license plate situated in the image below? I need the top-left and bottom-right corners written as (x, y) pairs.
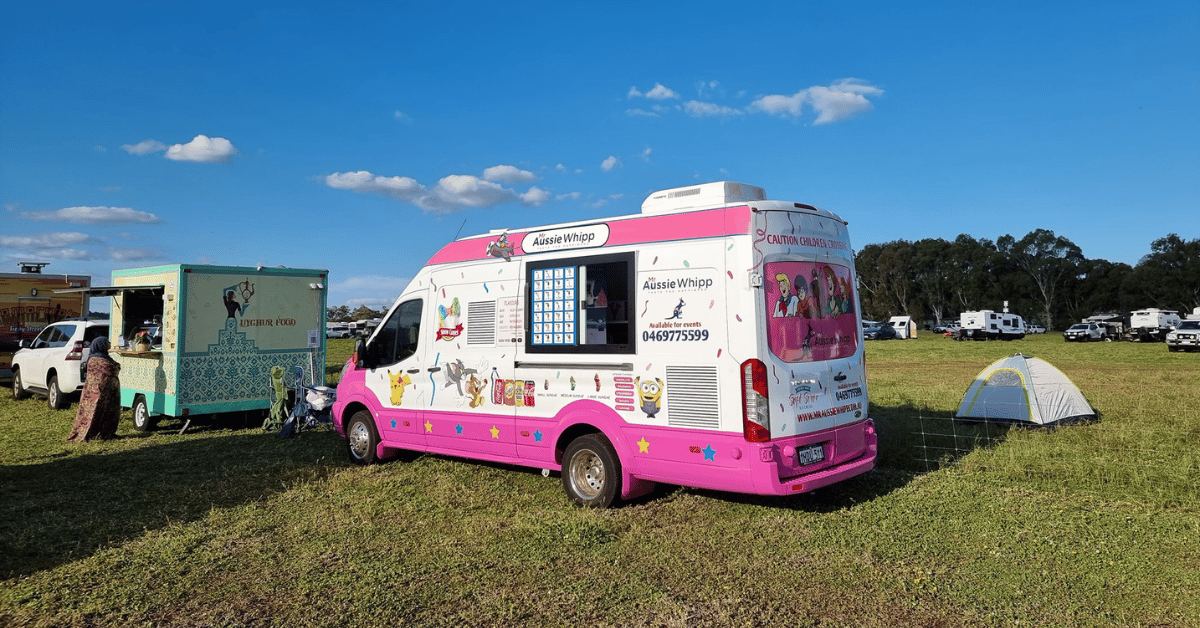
top-left (797, 443), bottom-right (825, 466)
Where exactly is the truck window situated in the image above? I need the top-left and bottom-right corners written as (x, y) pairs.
top-left (373, 299), bottom-right (422, 365)
top-left (763, 261), bottom-right (858, 363)
top-left (526, 252), bottom-right (634, 354)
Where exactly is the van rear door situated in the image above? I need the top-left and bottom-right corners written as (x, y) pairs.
top-left (756, 209), bottom-right (866, 439)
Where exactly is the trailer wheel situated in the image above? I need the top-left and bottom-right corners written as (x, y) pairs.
top-left (12, 369), bottom-right (29, 400)
top-left (562, 434), bottom-right (621, 508)
top-left (47, 375), bottom-right (67, 410)
top-left (132, 396), bottom-right (158, 432)
top-left (346, 410), bottom-right (380, 465)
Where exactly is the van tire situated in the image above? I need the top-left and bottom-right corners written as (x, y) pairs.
top-left (12, 369), bottom-right (29, 400)
top-left (132, 396), bottom-right (158, 432)
top-left (562, 434), bottom-right (621, 508)
top-left (346, 410), bottom-right (380, 465)
top-left (47, 375), bottom-right (66, 410)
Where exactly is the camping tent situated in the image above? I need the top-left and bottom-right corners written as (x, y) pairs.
top-left (956, 354), bottom-right (1096, 425)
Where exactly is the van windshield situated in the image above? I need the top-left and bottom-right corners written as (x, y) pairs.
top-left (763, 261), bottom-right (859, 363)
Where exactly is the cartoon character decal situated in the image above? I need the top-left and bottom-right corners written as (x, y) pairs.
top-left (666, 298), bottom-right (685, 320)
top-left (443, 358), bottom-right (476, 395)
top-left (486, 232), bottom-right (515, 261)
top-left (634, 376), bottom-right (664, 419)
top-left (389, 370), bottom-right (413, 405)
top-left (223, 278), bottom-right (254, 319)
top-left (466, 373), bottom-right (488, 408)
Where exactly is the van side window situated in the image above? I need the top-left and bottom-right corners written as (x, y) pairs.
top-left (526, 252), bottom-right (635, 355)
top-left (373, 299), bottom-right (423, 365)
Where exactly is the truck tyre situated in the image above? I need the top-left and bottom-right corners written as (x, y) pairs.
top-left (47, 375), bottom-right (67, 410)
top-left (12, 369), bottom-right (29, 400)
top-left (562, 434), bottom-right (621, 508)
top-left (346, 410), bottom-right (380, 465)
top-left (132, 396), bottom-right (158, 432)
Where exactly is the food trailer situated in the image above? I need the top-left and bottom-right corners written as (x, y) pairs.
top-left (72, 264), bottom-right (328, 431)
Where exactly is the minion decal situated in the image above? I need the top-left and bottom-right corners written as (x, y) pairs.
top-left (389, 370), bottom-right (413, 405)
top-left (634, 376), bottom-right (664, 419)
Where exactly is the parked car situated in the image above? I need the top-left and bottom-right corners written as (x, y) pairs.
top-left (326, 326), bottom-right (352, 339)
top-left (864, 323), bottom-right (897, 340)
top-left (1165, 320), bottom-right (1200, 352)
top-left (1026, 323), bottom-right (1046, 334)
top-left (1062, 322), bottom-right (1106, 342)
top-left (11, 320), bottom-right (109, 409)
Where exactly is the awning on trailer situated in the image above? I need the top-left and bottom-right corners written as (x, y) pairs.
top-left (54, 284), bottom-right (165, 296)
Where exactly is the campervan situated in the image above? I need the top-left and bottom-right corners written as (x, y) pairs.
top-left (1127, 308), bottom-right (1181, 342)
top-left (333, 181), bottom-right (876, 507)
top-left (957, 310), bottom-right (1026, 341)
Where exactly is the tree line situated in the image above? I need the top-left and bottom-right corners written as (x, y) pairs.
top-left (327, 305), bottom-right (386, 323)
top-left (854, 231), bottom-right (1200, 331)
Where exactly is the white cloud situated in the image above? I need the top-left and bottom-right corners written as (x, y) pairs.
top-left (640, 147), bottom-right (652, 162)
top-left (394, 110), bottom-right (410, 122)
top-left (683, 100), bottom-right (744, 118)
top-left (332, 274), bottom-right (412, 310)
top-left (749, 79), bottom-right (883, 124)
top-left (326, 170), bottom-right (548, 214)
top-left (628, 82), bottom-right (679, 100)
top-left (556, 191), bottom-right (582, 201)
top-left (0, 232), bottom-right (94, 248)
top-left (626, 108), bottom-right (660, 118)
top-left (110, 247), bottom-right (165, 261)
top-left (483, 165), bottom-right (537, 184)
top-left (520, 186), bottom-right (551, 206)
top-left (601, 156), bottom-right (621, 171)
top-left (20, 206), bottom-right (163, 224)
top-left (121, 139), bottom-right (167, 155)
top-left (165, 135), bottom-right (237, 163)
top-left (555, 164), bottom-right (567, 172)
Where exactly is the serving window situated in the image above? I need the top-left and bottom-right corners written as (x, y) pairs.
top-left (525, 252), bottom-right (635, 355)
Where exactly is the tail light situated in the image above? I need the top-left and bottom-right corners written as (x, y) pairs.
top-left (66, 341), bottom-right (85, 361)
top-left (741, 359), bottom-right (771, 442)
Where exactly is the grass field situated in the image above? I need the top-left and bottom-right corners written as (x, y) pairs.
top-left (1, 335), bottom-right (1197, 627)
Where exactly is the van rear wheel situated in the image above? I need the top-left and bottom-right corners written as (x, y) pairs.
top-left (562, 434), bottom-right (621, 508)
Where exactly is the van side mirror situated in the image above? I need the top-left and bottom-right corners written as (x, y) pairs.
top-left (355, 338), bottom-right (372, 369)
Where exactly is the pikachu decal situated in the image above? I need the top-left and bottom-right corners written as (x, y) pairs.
top-left (389, 370), bottom-right (413, 405)
top-left (634, 376), bottom-right (664, 419)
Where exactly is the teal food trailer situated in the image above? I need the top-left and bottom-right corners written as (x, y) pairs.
top-left (87, 264), bottom-right (328, 431)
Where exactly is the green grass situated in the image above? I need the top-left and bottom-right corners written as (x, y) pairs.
top-left (1, 336), bottom-right (1197, 627)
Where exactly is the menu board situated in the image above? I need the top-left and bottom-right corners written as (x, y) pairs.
top-left (530, 266), bottom-right (577, 345)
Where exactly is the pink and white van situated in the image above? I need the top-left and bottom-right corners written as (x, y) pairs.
top-left (333, 181), bottom-right (876, 507)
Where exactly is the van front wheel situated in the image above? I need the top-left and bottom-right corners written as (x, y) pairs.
top-left (562, 434), bottom-right (621, 508)
top-left (346, 410), bottom-right (380, 465)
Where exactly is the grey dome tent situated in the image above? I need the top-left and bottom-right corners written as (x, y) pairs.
top-left (956, 354), bottom-right (1096, 425)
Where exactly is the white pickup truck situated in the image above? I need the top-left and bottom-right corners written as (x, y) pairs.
top-left (1165, 319), bottom-right (1200, 352)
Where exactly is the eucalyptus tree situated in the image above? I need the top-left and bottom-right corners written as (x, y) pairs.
top-left (997, 229), bottom-right (1084, 331)
top-left (1128, 234), bottom-right (1200, 312)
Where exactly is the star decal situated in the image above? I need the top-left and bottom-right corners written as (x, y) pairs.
top-left (637, 437), bottom-right (650, 453)
top-left (455, 423), bottom-right (464, 435)
top-left (702, 444), bottom-right (716, 461)
top-left (390, 420), bottom-right (397, 429)
top-left (489, 425), bottom-right (500, 439)
top-left (424, 420), bottom-right (433, 433)
top-left (533, 429), bottom-right (543, 442)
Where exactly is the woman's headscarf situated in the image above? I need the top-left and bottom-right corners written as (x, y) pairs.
top-left (89, 336), bottom-right (112, 361)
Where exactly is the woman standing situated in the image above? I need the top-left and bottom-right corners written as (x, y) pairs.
top-left (67, 337), bottom-right (122, 442)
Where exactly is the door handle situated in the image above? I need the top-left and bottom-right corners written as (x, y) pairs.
top-left (406, 368), bottom-right (421, 374)
top-left (426, 366), bottom-right (441, 372)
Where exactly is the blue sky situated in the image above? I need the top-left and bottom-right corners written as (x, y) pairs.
top-left (2, 1), bottom-right (1197, 312)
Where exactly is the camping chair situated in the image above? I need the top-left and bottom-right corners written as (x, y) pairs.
top-left (262, 366), bottom-right (288, 431)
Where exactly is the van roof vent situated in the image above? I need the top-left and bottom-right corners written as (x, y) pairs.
top-left (641, 181), bottom-right (766, 215)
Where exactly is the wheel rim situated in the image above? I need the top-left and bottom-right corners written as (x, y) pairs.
top-left (568, 447), bottom-right (605, 500)
top-left (135, 404), bottom-right (147, 428)
top-left (49, 383), bottom-right (59, 407)
top-left (12, 374), bottom-right (19, 395)
top-left (348, 421), bottom-right (371, 460)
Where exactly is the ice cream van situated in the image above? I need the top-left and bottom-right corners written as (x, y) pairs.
top-left (333, 181), bottom-right (876, 507)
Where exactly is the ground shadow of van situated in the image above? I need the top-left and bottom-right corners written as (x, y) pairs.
top-left (0, 430), bottom-right (345, 579)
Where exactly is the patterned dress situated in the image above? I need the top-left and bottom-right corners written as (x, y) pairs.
top-left (67, 356), bottom-right (122, 442)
